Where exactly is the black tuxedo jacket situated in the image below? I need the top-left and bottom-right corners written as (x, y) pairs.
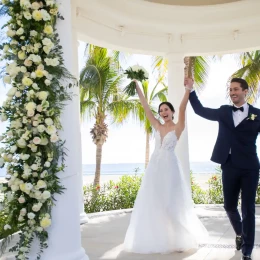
top-left (189, 91), bottom-right (260, 169)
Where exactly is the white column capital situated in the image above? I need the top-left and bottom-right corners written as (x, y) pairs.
top-left (166, 52), bottom-right (185, 66)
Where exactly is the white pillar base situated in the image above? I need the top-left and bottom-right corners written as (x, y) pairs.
top-left (80, 212), bottom-right (89, 224)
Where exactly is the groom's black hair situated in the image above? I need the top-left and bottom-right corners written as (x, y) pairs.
top-left (231, 78), bottom-right (249, 90)
top-left (158, 102), bottom-right (175, 116)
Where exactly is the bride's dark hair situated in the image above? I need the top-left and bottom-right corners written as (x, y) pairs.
top-left (158, 102), bottom-right (175, 119)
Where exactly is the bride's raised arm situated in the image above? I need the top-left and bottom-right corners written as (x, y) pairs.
top-left (133, 79), bottom-right (160, 130)
top-left (176, 79), bottom-right (192, 133)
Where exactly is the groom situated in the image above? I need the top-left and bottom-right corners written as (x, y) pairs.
top-left (185, 77), bottom-right (260, 260)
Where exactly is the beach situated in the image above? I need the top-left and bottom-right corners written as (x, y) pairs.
top-left (0, 173), bottom-right (216, 190)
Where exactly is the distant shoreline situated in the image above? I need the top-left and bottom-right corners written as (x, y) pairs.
top-left (0, 172), bottom-right (218, 190)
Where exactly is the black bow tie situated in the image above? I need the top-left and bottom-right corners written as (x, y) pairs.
top-left (232, 106), bottom-right (244, 112)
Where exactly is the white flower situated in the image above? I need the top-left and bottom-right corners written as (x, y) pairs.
top-left (23, 11), bottom-right (32, 20)
top-left (41, 9), bottom-right (51, 21)
top-left (18, 196), bottom-right (26, 203)
top-left (45, 118), bottom-right (53, 125)
top-left (17, 138), bottom-right (27, 148)
top-left (44, 57), bottom-right (59, 67)
top-left (31, 164), bottom-right (38, 171)
top-left (37, 180), bottom-right (47, 189)
top-left (50, 134), bottom-right (59, 143)
top-left (37, 125), bottom-right (46, 133)
top-left (43, 46), bottom-right (52, 54)
top-left (7, 30), bottom-right (16, 37)
top-left (40, 217), bottom-right (51, 228)
top-left (36, 227), bottom-right (43, 232)
top-left (6, 87), bottom-right (17, 97)
top-left (27, 110), bottom-right (35, 117)
top-left (44, 79), bottom-right (51, 86)
top-left (32, 120), bottom-right (39, 126)
top-left (22, 77), bottom-right (33, 86)
top-left (32, 10), bottom-right (42, 21)
top-left (4, 75), bottom-right (11, 84)
top-left (30, 30), bottom-right (37, 37)
top-left (32, 83), bottom-right (40, 90)
top-left (36, 105), bottom-right (42, 112)
top-left (38, 91), bottom-right (49, 100)
top-left (3, 44), bottom-right (9, 52)
top-left (11, 184), bottom-right (19, 191)
top-left (44, 161), bottom-right (51, 168)
top-left (4, 224), bottom-right (11, 230)
top-left (46, 125), bottom-right (56, 135)
top-left (20, 0), bottom-right (31, 8)
top-left (40, 138), bottom-right (48, 146)
top-left (46, 0), bottom-right (55, 6)
top-left (27, 212), bottom-right (35, 219)
top-left (25, 102), bottom-right (36, 111)
top-left (20, 153), bottom-right (30, 160)
top-left (18, 215), bottom-right (24, 222)
top-left (20, 66), bottom-right (27, 73)
top-left (42, 190), bottom-right (51, 200)
top-left (31, 2), bottom-right (40, 9)
top-left (32, 202), bottom-right (42, 212)
top-left (24, 59), bottom-right (32, 67)
top-left (42, 38), bottom-right (54, 48)
top-left (16, 28), bottom-right (24, 35)
top-left (10, 145), bottom-right (17, 153)
top-left (18, 51), bottom-right (26, 60)
top-left (44, 25), bottom-right (53, 35)
top-left (20, 208), bottom-right (27, 216)
top-left (33, 137), bottom-right (41, 145)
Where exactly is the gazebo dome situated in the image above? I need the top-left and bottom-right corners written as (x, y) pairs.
top-left (73, 0), bottom-right (260, 55)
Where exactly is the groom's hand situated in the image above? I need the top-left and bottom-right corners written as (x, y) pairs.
top-left (184, 78), bottom-right (194, 91)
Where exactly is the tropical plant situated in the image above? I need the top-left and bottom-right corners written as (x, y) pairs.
top-left (152, 55), bottom-right (210, 91)
top-left (80, 46), bottom-right (137, 186)
top-left (228, 51), bottom-right (260, 104)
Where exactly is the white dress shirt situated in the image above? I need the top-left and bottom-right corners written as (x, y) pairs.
top-left (232, 103), bottom-right (249, 127)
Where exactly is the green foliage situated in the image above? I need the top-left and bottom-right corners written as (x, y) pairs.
top-left (84, 175), bottom-right (142, 213)
top-left (190, 173), bottom-right (208, 204)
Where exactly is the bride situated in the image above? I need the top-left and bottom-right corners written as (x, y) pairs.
top-left (123, 78), bottom-right (208, 254)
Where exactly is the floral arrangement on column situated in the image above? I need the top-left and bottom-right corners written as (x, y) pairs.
top-left (0, 0), bottom-right (74, 259)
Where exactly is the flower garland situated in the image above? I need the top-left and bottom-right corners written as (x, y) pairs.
top-left (0, 0), bottom-right (74, 259)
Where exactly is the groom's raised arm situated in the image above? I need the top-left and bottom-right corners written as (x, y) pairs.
top-left (189, 91), bottom-right (220, 121)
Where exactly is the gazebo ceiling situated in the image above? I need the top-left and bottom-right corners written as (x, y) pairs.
top-left (146, 0), bottom-right (241, 6)
top-left (73, 0), bottom-right (260, 56)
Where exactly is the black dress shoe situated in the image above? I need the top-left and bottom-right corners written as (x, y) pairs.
top-left (236, 235), bottom-right (242, 250)
top-left (241, 256), bottom-right (252, 260)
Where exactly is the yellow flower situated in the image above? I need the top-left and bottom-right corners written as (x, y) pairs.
top-left (32, 10), bottom-right (43, 21)
top-left (40, 217), bottom-right (51, 228)
top-left (44, 25), bottom-right (53, 35)
top-left (22, 77), bottom-right (33, 86)
top-left (50, 8), bottom-right (58, 15)
top-left (35, 69), bottom-right (44, 78)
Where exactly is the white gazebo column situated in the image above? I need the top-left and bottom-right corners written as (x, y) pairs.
top-left (71, 29), bottom-right (89, 225)
top-left (167, 53), bottom-right (191, 189)
top-left (30, 1), bottom-right (89, 259)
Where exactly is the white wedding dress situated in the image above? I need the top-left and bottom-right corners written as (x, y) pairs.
top-left (124, 130), bottom-right (208, 254)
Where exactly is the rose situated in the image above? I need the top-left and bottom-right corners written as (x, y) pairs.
top-left (32, 203), bottom-right (42, 212)
top-left (44, 161), bottom-right (51, 168)
top-left (20, 208), bottom-right (27, 216)
top-left (40, 138), bottom-right (48, 146)
top-left (18, 196), bottom-right (26, 204)
top-left (17, 139), bottom-right (27, 148)
top-left (22, 77), bottom-right (33, 86)
top-left (18, 51), bottom-right (26, 60)
top-left (42, 190), bottom-right (51, 199)
top-left (44, 25), bottom-right (53, 35)
top-left (38, 91), bottom-right (49, 100)
top-left (20, 154), bottom-right (30, 160)
top-left (32, 10), bottom-right (43, 21)
top-left (25, 102), bottom-right (36, 111)
top-left (27, 212), bottom-right (35, 219)
top-left (46, 125), bottom-right (56, 135)
top-left (33, 137), bottom-right (41, 144)
top-left (7, 87), bottom-right (17, 96)
top-left (24, 12), bottom-right (32, 20)
top-left (45, 118), bottom-right (53, 125)
top-left (31, 2), bottom-right (40, 9)
top-left (40, 217), bottom-right (51, 228)
top-left (41, 9), bottom-right (51, 21)
top-left (35, 69), bottom-right (44, 78)
top-left (31, 164), bottom-right (39, 171)
top-left (24, 59), bottom-right (33, 67)
top-left (37, 180), bottom-right (47, 189)
top-left (16, 28), bottom-right (24, 35)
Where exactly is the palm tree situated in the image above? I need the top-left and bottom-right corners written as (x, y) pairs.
top-left (228, 51), bottom-right (260, 104)
top-left (152, 56), bottom-right (210, 91)
top-left (129, 78), bottom-right (167, 168)
top-left (80, 46), bottom-right (136, 186)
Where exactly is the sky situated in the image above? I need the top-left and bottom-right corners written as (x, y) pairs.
top-left (1, 42), bottom-right (260, 164)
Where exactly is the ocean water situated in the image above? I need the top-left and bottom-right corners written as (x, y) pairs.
top-left (0, 161), bottom-right (219, 177)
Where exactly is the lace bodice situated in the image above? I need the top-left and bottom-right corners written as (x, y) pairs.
top-left (154, 130), bottom-right (178, 151)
